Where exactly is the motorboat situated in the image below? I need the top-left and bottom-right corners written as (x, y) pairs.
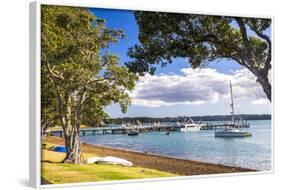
top-left (180, 123), bottom-right (201, 132)
top-left (180, 118), bottom-right (201, 132)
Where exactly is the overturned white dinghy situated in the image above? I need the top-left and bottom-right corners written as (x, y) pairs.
top-left (97, 156), bottom-right (133, 166)
top-left (87, 157), bottom-right (102, 164)
top-left (87, 156), bottom-right (133, 167)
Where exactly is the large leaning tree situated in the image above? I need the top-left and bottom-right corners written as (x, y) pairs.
top-left (126, 12), bottom-right (272, 101)
top-left (41, 6), bottom-right (138, 164)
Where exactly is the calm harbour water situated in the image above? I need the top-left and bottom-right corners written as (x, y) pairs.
top-left (81, 120), bottom-right (272, 171)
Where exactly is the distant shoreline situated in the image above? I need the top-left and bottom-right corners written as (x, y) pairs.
top-left (46, 136), bottom-right (255, 176)
top-left (106, 114), bottom-right (271, 125)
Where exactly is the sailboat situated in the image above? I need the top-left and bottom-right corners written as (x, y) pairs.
top-left (215, 81), bottom-right (252, 137)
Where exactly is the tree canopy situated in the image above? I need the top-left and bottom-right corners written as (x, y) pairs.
top-left (126, 12), bottom-right (272, 101)
top-left (41, 5), bottom-right (138, 163)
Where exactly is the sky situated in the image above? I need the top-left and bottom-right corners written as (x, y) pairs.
top-left (89, 8), bottom-right (272, 118)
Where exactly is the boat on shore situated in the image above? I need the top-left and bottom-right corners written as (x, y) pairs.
top-left (215, 81), bottom-right (252, 137)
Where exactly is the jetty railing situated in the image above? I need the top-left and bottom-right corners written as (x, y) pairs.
top-left (48, 122), bottom-right (250, 137)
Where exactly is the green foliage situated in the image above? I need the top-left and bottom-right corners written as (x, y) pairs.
top-left (106, 114), bottom-right (271, 124)
top-left (126, 12), bottom-right (271, 75)
top-left (41, 5), bottom-right (138, 128)
top-left (41, 73), bottom-right (60, 130)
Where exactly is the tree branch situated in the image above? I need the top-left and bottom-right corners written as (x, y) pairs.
top-left (45, 62), bottom-right (64, 80)
top-left (48, 76), bottom-right (66, 126)
top-left (235, 18), bottom-right (250, 48)
top-left (246, 24), bottom-right (271, 72)
top-left (42, 115), bottom-right (60, 133)
top-left (247, 23), bottom-right (271, 46)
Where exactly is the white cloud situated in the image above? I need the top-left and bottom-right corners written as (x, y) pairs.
top-left (251, 99), bottom-right (270, 105)
top-left (130, 68), bottom-right (268, 107)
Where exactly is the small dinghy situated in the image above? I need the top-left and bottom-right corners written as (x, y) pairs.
top-left (87, 157), bottom-right (102, 164)
top-left (87, 156), bottom-right (133, 166)
top-left (128, 130), bottom-right (139, 136)
top-left (52, 146), bottom-right (80, 153)
top-left (52, 146), bottom-right (66, 153)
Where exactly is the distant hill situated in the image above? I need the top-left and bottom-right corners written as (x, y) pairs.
top-left (106, 114), bottom-right (271, 124)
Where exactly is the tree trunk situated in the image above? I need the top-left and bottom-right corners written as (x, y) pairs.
top-left (245, 62), bottom-right (271, 102)
top-left (61, 95), bottom-right (81, 164)
top-left (62, 127), bottom-right (81, 164)
top-left (256, 72), bottom-right (271, 102)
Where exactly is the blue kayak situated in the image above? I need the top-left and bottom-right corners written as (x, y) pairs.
top-left (52, 146), bottom-right (80, 153)
top-left (52, 146), bottom-right (66, 153)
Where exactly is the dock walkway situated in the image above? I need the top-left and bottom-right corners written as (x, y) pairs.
top-left (49, 123), bottom-right (249, 137)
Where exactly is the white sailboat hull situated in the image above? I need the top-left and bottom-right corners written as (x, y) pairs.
top-left (215, 129), bottom-right (252, 137)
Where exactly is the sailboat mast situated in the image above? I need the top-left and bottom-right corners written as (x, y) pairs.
top-left (230, 81), bottom-right (235, 124)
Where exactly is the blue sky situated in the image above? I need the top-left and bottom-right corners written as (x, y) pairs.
top-left (90, 8), bottom-right (271, 118)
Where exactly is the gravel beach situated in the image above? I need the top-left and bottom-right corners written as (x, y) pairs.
top-left (45, 136), bottom-right (255, 176)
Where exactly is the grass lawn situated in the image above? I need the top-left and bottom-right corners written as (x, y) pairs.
top-left (41, 145), bottom-right (176, 184)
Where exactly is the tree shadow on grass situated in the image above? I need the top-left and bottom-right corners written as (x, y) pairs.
top-left (41, 160), bottom-right (62, 164)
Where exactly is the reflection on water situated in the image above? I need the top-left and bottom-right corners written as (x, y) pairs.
top-left (81, 120), bottom-right (272, 170)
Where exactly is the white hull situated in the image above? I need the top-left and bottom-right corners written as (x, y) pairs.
top-left (180, 125), bottom-right (201, 132)
top-left (180, 127), bottom-right (200, 132)
top-left (88, 156), bottom-right (133, 166)
top-left (215, 129), bottom-right (252, 137)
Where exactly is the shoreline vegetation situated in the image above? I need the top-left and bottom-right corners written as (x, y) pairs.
top-left (42, 136), bottom-right (255, 184)
top-left (106, 114), bottom-right (271, 125)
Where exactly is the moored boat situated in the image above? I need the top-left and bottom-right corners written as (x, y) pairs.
top-left (214, 81), bottom-right (252, 137)
top-left (180, 117), bottom-right (202, 132)
top-left (215, 128), bottom-right (252, 137)
top-left (128, 130), bottom-right (139, 136)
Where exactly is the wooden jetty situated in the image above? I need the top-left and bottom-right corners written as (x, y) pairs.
top-left (50, 125), bottom-right (182, 137)
top-left (49, 123), bottom-right (250, 137)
